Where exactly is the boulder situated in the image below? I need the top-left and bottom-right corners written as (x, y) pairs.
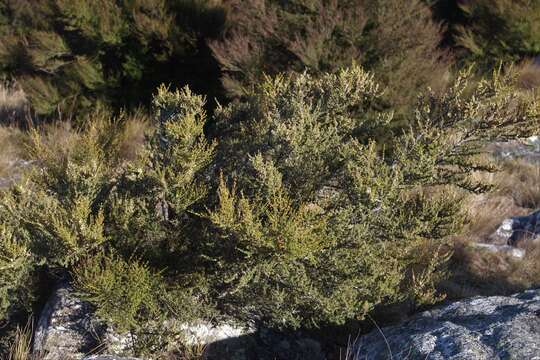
top-left (33, 283), bottom-right (106, 360)
top-left (491, 136), bottom-right (540, 164)
top-left (353, 288), bottom-right (540, 359)
top-left (470, 243), bottom-right (525, 259)
top-left (82, 357), bottom-right (142, 360)
top-left (32, 283), bottom-right (325, 360)
top-left (490, 209), bottom-right (540, 246)
top-left (179, 320), bottom-right (250, 345)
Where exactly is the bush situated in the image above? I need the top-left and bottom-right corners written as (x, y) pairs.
top-left (0, 64), bottom-right (538, 349)
top-left (455, 0), bottom-right (540, 71)
top-left (210, 0), bottom-right (451, 117)
top-left (204, 65), bottom-right (539, 329)
top-left (0, 0), bottom-right (226, 119)
top-left (0, 88), bottom-right (216, 354)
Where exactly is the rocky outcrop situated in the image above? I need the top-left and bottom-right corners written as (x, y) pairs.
top-left (491, 136), bottom-right (540, 164)
top-left (470, 242), bottom-right (525, 259)
top-left (353, 288), bottom-right (540, 359)
top-left (33, 283), bottom-right (106, 360)
top-left (32, 283), bottom-right (325, 360)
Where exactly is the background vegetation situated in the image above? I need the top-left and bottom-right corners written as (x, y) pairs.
top-left (1, 0), bottom-right (540, 358)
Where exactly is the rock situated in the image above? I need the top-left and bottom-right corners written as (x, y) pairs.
top-left (82, 357), bottom-right (143, 360)
top-left (490, 209), bottom-right (540, 246)
top-left (82, 357), bottom-right (142, 360)
top-left (204, 327), bottom-right (325, 360)
top-left (353, 288), bottom-right (540, 359)
top-left (32, 283), bottom-right (324, 360)
top-left (33, 283), bottom-right (106, 360)
top-left (0, 159), bottom-right (34, 188)
top-left (470, 243), bottom-right (526, 259)
top-left (491, 136), bottom-right (540, 164)
top-left (179, 320), bottom-right (251, 345)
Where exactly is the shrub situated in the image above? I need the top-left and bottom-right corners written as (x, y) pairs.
top-left (0, 0), bottom-right (226, 119)
top-left (73, 254), bottom-right (208, 354)
top-left (209, 0), bottom-right (451, 117)
top-left (1, 64), bottom-right (538, 349)
top-left (0, 87), bottom-right (216, 353)
top-left (205, 65), bottom-right (539, 329)
top-left (455, 0), bottom-right (540, 71)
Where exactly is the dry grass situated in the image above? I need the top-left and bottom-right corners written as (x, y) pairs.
top-left (30, 109), bottom-right (151, 163)
top-left (444, 157), bottom-right (540, 298)
top-left (495, 159), bottom-right (540, 209)
top-left (8, 319), bottom-right (33, 360)
top-left (448, 239), bottom-right (540, 298)
top-left (0, 125), bottom-right (27, 183)
top-left (0, 82), bottom-right (30, 125)
top-left (0, 109), bottom-right (151, 189)
top-left (115, 109), bottom-right (150, 162)
top-left (516, 59), bottom-right (540, 91)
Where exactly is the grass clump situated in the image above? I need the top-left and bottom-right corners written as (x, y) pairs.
top-left (0, 82), bottom-right (29, 125)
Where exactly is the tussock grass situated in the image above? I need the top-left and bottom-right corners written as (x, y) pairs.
top-left (0, 108), bottom-right (151, 189)
top-left (0, 126), bottom-right (27, 183)
top-left (495, 159), bottom-right (540, 209)
top-left (0, 83), bottom-right (30, 125)
top-left (8, 319), bottom-right (33, 360)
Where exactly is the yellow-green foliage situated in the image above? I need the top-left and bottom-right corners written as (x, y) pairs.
top-left (0, 89), bottom-right (216, 353)
top-left (0, 64), bottom-right (538, 349)
top-left (206, 65), bottom-right (539, 329)
top-left (107, 85), bottom-right (216, 260)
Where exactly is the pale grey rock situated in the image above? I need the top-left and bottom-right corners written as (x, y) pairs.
top-left (179, 320), bottom-right (252, 345)
top-left (102, 327), bottom-right (135, 355)
top-left (82, 357), bottom-right (143, 360)
top-left (33, 283), bottom-right (105, 360)
top-left (490, 209), bottom-right (540, 246)
top-left (353, 288), bottom-right (540, 359)
top-left (0, 159), bottom-right (34, 188)
top-left (492, 136), bottom-right (540, 164)
top-left (471, 243), bottom-right (525, 259)
top-left (33, 284), bottom-right (324, 360)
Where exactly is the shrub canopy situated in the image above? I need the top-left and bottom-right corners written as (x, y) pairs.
top-left (210, 0), bottom-right (451, 119)
top-left (455, 0), bottom-right (540, 71)
top-left (0, 65), bottom-right (538, 353)
top-left (0, 0), bottom-right (225, 118)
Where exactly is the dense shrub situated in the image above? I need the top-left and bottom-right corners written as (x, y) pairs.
top-left (0, 0), bottom-right (226, 119)
top-left (454, 0), bottom-right (540, 71)
top-left (204, 65), bottom-right (539, 329)
top-left (0, 65), bottom-right (538, 351)
top-left (0, 88), bottom-right (216, 353)
top-left (210, 0), bottom-right (451, 117)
